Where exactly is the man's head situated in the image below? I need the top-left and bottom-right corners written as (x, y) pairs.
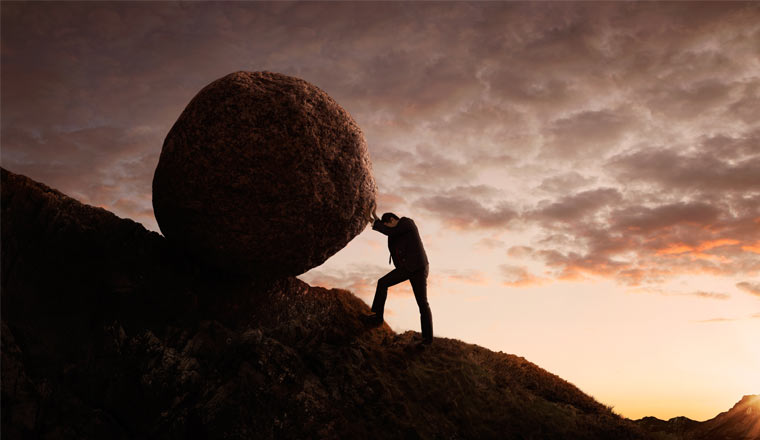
top-left (381, 212), bottom-right (399, 227)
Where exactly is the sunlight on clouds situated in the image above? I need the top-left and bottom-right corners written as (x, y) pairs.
top-left (743, 241), bottom-right (760, 254)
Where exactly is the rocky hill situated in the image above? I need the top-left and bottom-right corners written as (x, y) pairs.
top-left (0, 167), bottom-right (740, 439)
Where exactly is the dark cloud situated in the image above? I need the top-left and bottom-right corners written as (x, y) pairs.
top-left (414, 195), bottom-right (517, 230)
top-left (537, 172), bottom-right (597, 193)
top-left (609, 137), bottom-right (760, 194)
top-left (645, 79), bottom-right (739, 121)
top-left (611, 202), bottom-right (723, 234)
top-left (730, 82), bottom-right (760, 124)
top-left (543, 109), bottom-right (637, 159)
top-left (369, 146), bottom-right (416, 168)
top-left (397, 145), bottom-right (476, 186)
top-left (406, 184), bottom-right (511, 228)
top-left (392, 145), bottom-right (517, 193)
top-left (528, 188), bottom-right (623, 225)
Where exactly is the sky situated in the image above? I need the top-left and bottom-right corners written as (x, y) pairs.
top-left (2, 1), bottom-right (759, 421)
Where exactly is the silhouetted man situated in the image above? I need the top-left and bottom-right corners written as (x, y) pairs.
top-left (364, 208), bottom-right (433, 345)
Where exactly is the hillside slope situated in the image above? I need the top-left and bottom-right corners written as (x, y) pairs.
top-left (2, 167), bottom-right (654, 439)
top-left (691, 395), bottom-right (760, 440)
top-left (636, 395), bottom-right (760, 440)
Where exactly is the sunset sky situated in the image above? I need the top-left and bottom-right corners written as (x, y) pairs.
top-left (2, 2), bottom-right (759, 421)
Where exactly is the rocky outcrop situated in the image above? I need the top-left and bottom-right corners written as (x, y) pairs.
top-left (2, 168), bottom-right (652, 439)
top-left (152, 71), bottom-right (376, 278)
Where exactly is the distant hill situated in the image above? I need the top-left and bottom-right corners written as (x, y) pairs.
top-left (1, 167), bottom-right (753, 439)
top-left (636, 395), bottom-right (760, 440)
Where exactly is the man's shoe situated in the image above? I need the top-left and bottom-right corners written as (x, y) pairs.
top-left (361, 312), bottom-right (383, 327)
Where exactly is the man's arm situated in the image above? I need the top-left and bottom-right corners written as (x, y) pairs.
top-left (372, 218), bottom-right (414, 237)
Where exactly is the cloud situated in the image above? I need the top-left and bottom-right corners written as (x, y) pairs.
top-left (612, 202), bottom-right (723, 234)
top-left (543, 109), bottom-right (637, 159)
top-left (537, 172), bottom-right (597, 193)
top-left (695, 310), bottom-right (760, 323)
top-left (1, 125), bottom-right (162, 231)
top-left (499, 264), bottom-right (546, 287)
top-left (630, 288), bottom-right (730, 300)
top-left (695, 317), bottom-right (736, 323)
top-left (528, 188), bottom-right (623, 225)
top-left (391, 145), bottom-right (517, 192)
top-left (299, 264), bottom-right (391, 298)
top-left (414, 195), bottom-right (517, 230)
top-left (517, 187), bottom-right (760, 286)
top-left (645, 79), bottom-right (740, 121)
top-left (370, 146), bottom-right (416, 168)
top-left (476, 238), bottom-right (506, 250)
top-left (397, 146), bottom-right (476, 186)
top-left (507, 246), bottom-right (535, 258)
top-left (609, 136), bottom-right (760, 194)
top-left (685, 291), bottom-right (730, 300)
top-left (730, 82), bottom-right (760, 124)
top-left (442, 269), bottom-right (491, 286)
top-left (737, 282), bottom-right (760, 297)
top-left (375, 192), bottom-right (406, 213)
top-left (537, 249), bottom-right (631, 281)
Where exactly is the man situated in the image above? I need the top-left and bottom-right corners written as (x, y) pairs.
top-left (364, 207), bottom-right (433, 345)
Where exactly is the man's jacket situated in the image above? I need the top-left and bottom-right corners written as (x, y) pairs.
top-left (372, 217), bottom-right (429, 272)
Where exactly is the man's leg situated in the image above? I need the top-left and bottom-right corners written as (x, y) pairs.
top-left (371, 267), bottom-right (410, 319)
top-left (409, 265), bottom-right (433, 343)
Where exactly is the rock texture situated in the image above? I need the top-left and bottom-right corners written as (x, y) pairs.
top-left (152, 71), bottom-right (376, 278)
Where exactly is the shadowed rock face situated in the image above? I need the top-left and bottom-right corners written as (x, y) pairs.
top-left (1, 169), bottom-right (651, 440)
top-left (153, 71), bottom-right (376, 278)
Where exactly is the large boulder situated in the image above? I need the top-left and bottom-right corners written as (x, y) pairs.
top-left (152, 71), bottom-right (376, 278)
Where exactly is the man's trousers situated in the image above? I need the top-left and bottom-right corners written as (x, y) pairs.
top-left (371, 265), bottom-right (433, 341)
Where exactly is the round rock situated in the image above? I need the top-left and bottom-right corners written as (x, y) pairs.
top-left (152, 71), bottom-right (376, 278)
